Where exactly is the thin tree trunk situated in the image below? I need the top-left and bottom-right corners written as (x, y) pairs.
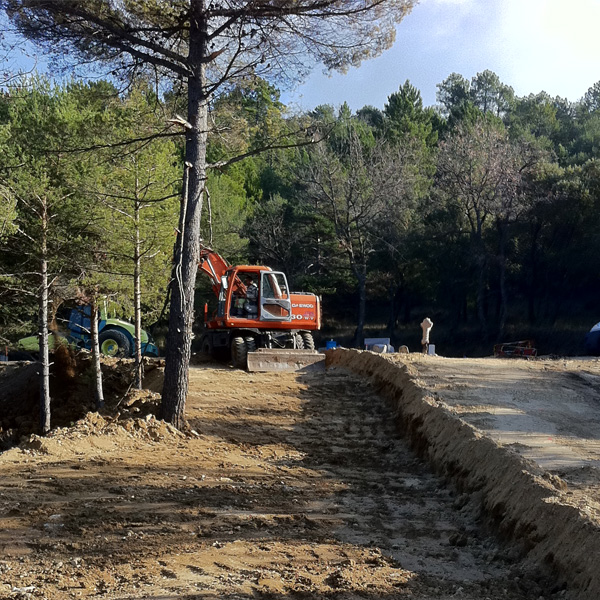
top-left (497, 221), bottom-right (509, 338)
top-left (90, 295), bottom-right (105, 409)
top-left (161, 0), bottom-right (208, 429)
top-left (39, 196), bottom-right (51, 434)
top-left (314, 196), bottom-right (322, 273)
top-left (476, 254), bottom-right (487, 337)
top-left (473, 226), bottom-right (488, 338)
top-left (353, 270), bottom-right (367, 348)
top-left (387, 278), bottom-right (403, 339)
top-left (134, 195), bottom-right (143, 390)
top-left (527, 221), bottom-right (541, 325)
top-left (387, 282), bottom-right (396, 338)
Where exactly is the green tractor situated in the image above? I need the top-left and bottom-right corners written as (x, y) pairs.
top-left (15, 306), bottom-right (159, 359)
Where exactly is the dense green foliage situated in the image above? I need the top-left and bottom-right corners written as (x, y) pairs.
top-left (0, 78), bottom-right (181, 342)
top-left (243, 73), bottom-right (600, 354)
top-left (2, 69), bottom-right (600, 355)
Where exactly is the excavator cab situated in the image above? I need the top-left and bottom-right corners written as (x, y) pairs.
top-left (226, 270), bottom-right (292, 323)
top-left (259, 271), bottom-right (292, 322)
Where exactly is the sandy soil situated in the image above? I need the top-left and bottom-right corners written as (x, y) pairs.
top-left (0, 362), bottom-right (564, 600)
top-left (405, 355), bottom-right (600, 515)
top-left (326, 350), bottom-right (600, 600)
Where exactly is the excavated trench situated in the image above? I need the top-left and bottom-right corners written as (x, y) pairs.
top-left (325, 349), bottom-right (600, 600)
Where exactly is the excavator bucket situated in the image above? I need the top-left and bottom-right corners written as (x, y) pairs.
top-left (247, 348), bottom-right (325, 372)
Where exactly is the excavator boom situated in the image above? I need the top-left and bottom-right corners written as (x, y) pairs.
top-left (199, 246), bottom-right (231, 295)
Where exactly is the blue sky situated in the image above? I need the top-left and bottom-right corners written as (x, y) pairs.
top-left (282, 0), bottom-right (600, 112)
top-left (5, 0), bottom-right (599, 113)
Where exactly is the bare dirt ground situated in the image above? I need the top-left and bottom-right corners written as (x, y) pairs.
top-left (0, 356), bottom-right (595, 599)
top-left (404, 355), bottom-right (600, 518)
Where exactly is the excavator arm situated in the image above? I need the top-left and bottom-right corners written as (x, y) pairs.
top-left (198, 245), bottom-right (231, 295)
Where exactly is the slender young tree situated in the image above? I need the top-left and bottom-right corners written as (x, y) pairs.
top-left (302, 108), bottom-right (419, 346)
top-left (37, 194), bottom-right (50, 432)
top-left (436, 117), bottom-right (540, 337)
top-left (0, 78), bottom-right (101, 433)
top-left (89, 293), bottom-right (105, 409)
top-left (436, 118), bottom-right (500, 336)
top-left (96, 148), bottom-right (179, 388)
top-left (1, 0), bottom-right (416, 427)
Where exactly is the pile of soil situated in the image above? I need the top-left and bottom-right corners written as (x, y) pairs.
top-left (0, 352), bottom-right (164, 448)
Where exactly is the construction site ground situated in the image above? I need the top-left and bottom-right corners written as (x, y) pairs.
top-left (1, 351), bottom-right (600, 599)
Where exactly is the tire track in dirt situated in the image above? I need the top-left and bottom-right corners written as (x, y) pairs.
top-left (0, 364), bottom-right (561, 599)
top-left (326, 349), bottom-right (600, 600)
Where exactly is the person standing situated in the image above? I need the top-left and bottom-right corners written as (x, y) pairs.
top-left (421, 317), bottom-right (433, 354)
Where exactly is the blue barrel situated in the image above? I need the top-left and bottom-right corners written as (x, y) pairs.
top-left (326, 340), bottom-right (337, 349)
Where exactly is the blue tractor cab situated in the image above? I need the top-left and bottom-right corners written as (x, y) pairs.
top-left (585, 322), bottom-right (600, 356)
top-left (67, 305), bottom-right (159, 358)
top-left (16, 305), bottom-right (159, 358)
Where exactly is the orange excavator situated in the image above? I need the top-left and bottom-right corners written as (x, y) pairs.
top-left (197, 246), bottom-right (324, 371)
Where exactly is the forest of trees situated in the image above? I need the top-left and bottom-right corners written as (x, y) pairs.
top-left (2, 68), bottom-right (600, 366)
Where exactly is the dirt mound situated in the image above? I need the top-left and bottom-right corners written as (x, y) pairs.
top-left (0, 355), bottom-right (165, 447)
top-left (10, 408), bottom-right (185, 464)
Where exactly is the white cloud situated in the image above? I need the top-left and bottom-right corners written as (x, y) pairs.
top-left (497, 0), bottom-right (600, 100)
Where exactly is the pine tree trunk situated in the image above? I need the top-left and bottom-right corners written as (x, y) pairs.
top-left (387, 282), bottom-right (395, 338)
top-left (39, 197), bottom-right (51, 434)
top-left (473, 224), bottom-right (488, 338)
top-left (90, 296), bottom-right (104, 409)
top-left (161, 0), bottom-right (208, 429)
top-left (527, 221), bottom-right (541, 325)
top-left (497, 222), bottom-right (508, 338)
top-left (476, 255), bottom-right (487, 337)
top-left (387, 280), bottom-right (402, 339)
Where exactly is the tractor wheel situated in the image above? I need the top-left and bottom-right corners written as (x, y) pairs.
top-left (244, 336), bottom-right (257, 354)
top-left (301, 332), bottom-right (315, 351)
top-left (200, 335), bottom-right (213, 355)
top-left (294, 334), bottom-right (304, 349)
top-left (231, 336), bottom-right (248, 369)
top-left (99, 329), bottom-right (132, 358)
